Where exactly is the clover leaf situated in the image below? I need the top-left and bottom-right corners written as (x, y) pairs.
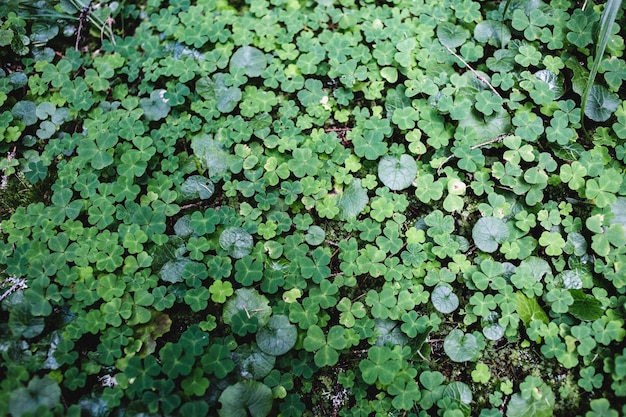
top-left (359, 345), bottom-right (402, 385)
top-left (472, 216), bottom-right (510, 253)
top-left (506, 376), bottom-right (555, 417)
top-left (378, 154), bottom-right (417, 191)
top-left (303, 325), bottom-right (347, 367)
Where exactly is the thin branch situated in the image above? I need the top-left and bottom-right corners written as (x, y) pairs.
top-left (444, 45), bottom-right (503, 99)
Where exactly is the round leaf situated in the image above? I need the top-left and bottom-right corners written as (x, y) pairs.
top-left (256, 315), bottom-right (298, 356)
top-left (9, 303), bottom-right (45, 338)
top-left (584, 84), bottom-right (619, 122)
top-left (218, 380), bottom-right (273, 417)
top-left (220, 227), bottom-right (254, 259)
top-left (139, 89), bottom-right (171, 121)
top-left (431, 285), bottom-right (459, 314)
top-left (378, 154), bottom-right (417, 191)
top-left (223, 288), bottom-right (271, 328)
top-left (12, 100), bottom-right (38, 125)
top-left (443, 381), bottom-right (473, 404)
top-left (305, 225), bottom-right (326, 246)
top-left (474, 20), bottom-right (511, 47)
top-left (181, 175), bottom-right (214, 200)
top-left (437, 21), bottom-right (469, 48)
top-left (443, 329), bottom-right (480, 362)
top-left (472, 216), bottom-right (510, 253)
top-left (159, 258), bottom-right (190, 283)
top-left (481, 311), bottom-right (505, 341)
top-left (233, 344), bottom-right (276, 379)
top-left (230, 46), bottom-right (268, 77)
top-left (9, 376), bottom-right (61, 417)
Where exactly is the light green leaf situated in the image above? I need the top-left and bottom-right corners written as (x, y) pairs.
top-left (431, 285), bottom-right (459, 314)
top-left (378, 154), bottom-right (417, 191)
top-left (230, 46), bottom-right (268, 77)
top-left (256, 315), bottom-right (298, 356)
top-left (472, 216), bottom-right (510, 253)
top-left (338, 178), bottom-right (368, 220)
top-left (220, 227), bottom-right (254, 259)
top-left (139, 89), bottom-right (171, 121)
top-left (443, 329), bottom-right (480, 362)
top-left (181, 175), bottom-right (214, 200)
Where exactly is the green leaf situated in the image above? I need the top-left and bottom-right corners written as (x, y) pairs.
top-left (139, 89), bottom-right (171, 121)
top-left (230, 46), bottom-right (268, 77)
top-left (580, 0), bottom-right (622, 121)
top-left (181, 175), bottom-right (214, 200)
top-left (160, 258), bottom-right (190, 284)
top-left (443, 329), bottom-right (480, 362)
top-left (506, 376), bottom-right (555, 417)
top-left (516, 292), bottom-right (549, 327)
top-left (190, 134), bottom-right (232, 179)
top-left (338, 178), bottom-right (369, 220)
top-left (359, 345), bottom-right (402, 385)
top-left (378, 154), bottom-right (417, 191)
top-left (9, 303), bottom-right (45, 338)
top-left (474, 20), bottom-right (511, 47)
top-left (305, 225), bottom-right (325, 246)
top-left (431, 285), bottom-right (459, 314)
top-left (584, 84), bottom-right (619, 122)
top-left (218, 380), bottom-right (273, 417)
top-left (234, 344), bottom-right (275, 379)
top-left (220, 227), bottom-right (254, 259)
top-left (472, 216), bottom-right (510, 253)
top-left (256, 315), bottom-right (297, 356)
top-left (223, 288), bottom-right (271, 328)
top-left (303, 325), bottom-right (347, 367)
top-left (9, 376), bottom-right (61, 417)
top-left (437, 21), bottom-right (469, 48)
top-left (569, 290), bottom-right (604, 321)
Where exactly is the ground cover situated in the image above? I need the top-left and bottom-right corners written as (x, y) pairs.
top-left (1, 0), bottom-right (626, 416)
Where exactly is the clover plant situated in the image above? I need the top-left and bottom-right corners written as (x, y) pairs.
top-left (1, 0), bottom-right (626, 415)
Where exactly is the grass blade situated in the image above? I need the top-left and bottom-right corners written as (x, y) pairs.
top-left (580, 0), bottom-right (623, 124)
